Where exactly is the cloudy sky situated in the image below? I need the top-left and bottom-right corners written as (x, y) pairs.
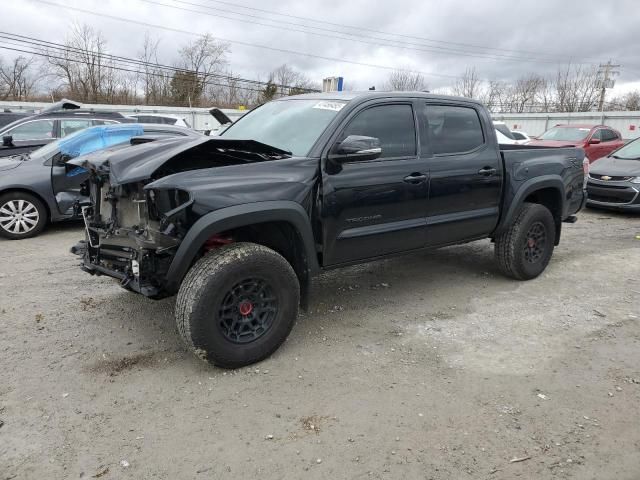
top-left (4, 0), bottom-right (640, 94)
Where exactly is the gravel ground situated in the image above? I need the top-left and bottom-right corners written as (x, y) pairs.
top-left (1, 208), bottom-right (639, 480)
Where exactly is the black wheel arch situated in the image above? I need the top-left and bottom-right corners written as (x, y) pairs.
top-left (164, 201), bottom-right (319, 305)
top-left (495, 176), bottom-right (565, 245)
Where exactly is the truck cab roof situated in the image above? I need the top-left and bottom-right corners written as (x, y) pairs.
top-left (283, 91), bottom-right (484, 106)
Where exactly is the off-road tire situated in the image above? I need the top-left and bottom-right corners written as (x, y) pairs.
top-left (175, 242), bottom-right (300, 368)
top-left (0, 191), bottom-right (48, 240)
top-left (494, 202), bottom-right (556, 280)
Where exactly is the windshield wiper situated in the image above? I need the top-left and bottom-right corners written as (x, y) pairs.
top-left (611, 155), bottom-right (640, 160)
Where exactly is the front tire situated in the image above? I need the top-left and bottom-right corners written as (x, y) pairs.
top-left (494, 203), bottom-right (556, 280)
top-left (175, 242), bottom-right (300, 368)
top-left (0, 192), bottom-right (48, 240)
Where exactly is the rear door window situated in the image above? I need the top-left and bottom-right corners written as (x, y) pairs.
top-left (422, 105), bottom-right (485, 155)
top-left (7, 120), bottom-right (55, 141)
top-left (61, 120), bottom-right (93, 137)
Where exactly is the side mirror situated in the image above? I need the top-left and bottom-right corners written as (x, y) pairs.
top-left (53, 153), bottom-right (72, 166)
top-left (2, 135), bottom-right (13, 147)
top-left (330, 135), bottom-right (382, 163)
top-left (589, 138), bottom-right (601, 145)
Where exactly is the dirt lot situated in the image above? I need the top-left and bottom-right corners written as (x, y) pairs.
top-left (1, 208), bottom-right (639, 480)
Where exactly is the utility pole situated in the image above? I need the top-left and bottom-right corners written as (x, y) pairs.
top-left (597, 60), bottom-right (620, 114)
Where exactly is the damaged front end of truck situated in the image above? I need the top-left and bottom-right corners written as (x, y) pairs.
top-left (70, 136), bottom-right (295, 298)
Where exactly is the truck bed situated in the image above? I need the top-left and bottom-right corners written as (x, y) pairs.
top-left (499, 145), bottom-right (586, 224)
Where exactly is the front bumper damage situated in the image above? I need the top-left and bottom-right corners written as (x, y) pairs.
top-left (71, 179), bottom-right (191, 298)
top-left (68, 135), bottom-right (295, 296)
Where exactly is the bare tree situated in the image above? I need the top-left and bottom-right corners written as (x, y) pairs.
top-left (0, 56), bottom-right (38, 100)
top-left (452, 67), bottom-right (482, 99)
top-left (176, 34), bottom-right (229, 106)
top-left (44, 23), bottom-right (121, 102)
top-left (482, 80), bottom-right (507, 113)
top-left (138, 33), bottom-right (172, 105)
top-left (509, 74), bottom-right (545, 113)
top-left (383, 69), bottom-right (427, 91)
top-left (609, 90), bottom-right (640, 111)
top-left (206, 69), bottom-right (260, 108)
top-left (553, 64), bottom-right (600, 112)
top-left (537, 77), bottom-right (555, 112)
top-left (270, 64), bottom-right (314, 96)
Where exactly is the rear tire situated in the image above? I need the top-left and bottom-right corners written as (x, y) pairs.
top-left (175, 242), bottom-right (300, 368)
top-left (0, 191), bottom-right (48, 240)
top-left (494, 202), bottom-right (556, 280)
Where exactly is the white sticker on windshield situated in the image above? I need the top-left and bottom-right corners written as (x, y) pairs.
top-left (313, 101), bottom-right (346, 112)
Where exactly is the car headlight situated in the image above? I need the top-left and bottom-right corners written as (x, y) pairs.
top-left (631, 176), bottom-right (640, 184)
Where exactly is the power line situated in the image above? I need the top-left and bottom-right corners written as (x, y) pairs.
top-left (198, 0), bottom-right (596, 61)
top-left (138, 0), bottom-right (584, 64)
top-left (29, 0), bottom-right (462, 80)
top-left (0, 43), bottom-right (273, 95)
top-left (0, 31), bottom-right (316, 92)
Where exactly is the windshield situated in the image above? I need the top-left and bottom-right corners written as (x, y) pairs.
top-left (221, 99), bottom-right (347, 156)
top-left (28, 127), bottom-right (87, 160)
top-left (540, 126), bottom-right (590, 142)
top-left (611, 138), bottom-right (640, 160)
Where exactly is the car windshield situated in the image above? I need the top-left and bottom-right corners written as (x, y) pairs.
top-left (28, 127), bottom-right (88, 160)
top-left (221, 99), bottom-right (347, 156)
top-left (611, 138), bottom-right (640, 160)
top-left (540, 127), bottom-right (590, 141)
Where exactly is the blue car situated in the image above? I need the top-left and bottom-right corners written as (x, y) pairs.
top-left (0, 123), bottom-right (201, 239)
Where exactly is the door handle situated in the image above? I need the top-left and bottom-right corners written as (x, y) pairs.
top-left (478, 167), bottom-right (497, 176)
top-left (403, 174), bottom-right (427, 183)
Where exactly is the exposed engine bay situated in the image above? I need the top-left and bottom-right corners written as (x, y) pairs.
top-left (71, 136), bottom-right (294, 297)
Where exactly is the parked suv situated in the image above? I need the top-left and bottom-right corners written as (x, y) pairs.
top-left (528, 124), bottom-right (624, 162)
top-left (0, 106), bottom-right (131, 158)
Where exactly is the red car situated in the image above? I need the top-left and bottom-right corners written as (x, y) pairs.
top-left (528, 124), bottom-right (625, 163)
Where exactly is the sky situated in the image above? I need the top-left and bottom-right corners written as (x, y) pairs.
top-left (4, 0), bottom-right (640, 95)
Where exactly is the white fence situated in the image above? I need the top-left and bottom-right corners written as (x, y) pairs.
top-left (4, 100), bottom-right (640, 141)
top-left (491, 111), bottom-right (640, 140)
top-left (0, 101), bottom-right (245, 132)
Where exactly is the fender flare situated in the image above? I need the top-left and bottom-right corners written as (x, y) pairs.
top-left (164, 200), bottom-right (319, 294)
top-left (494, 175), bottom-right (565, 235)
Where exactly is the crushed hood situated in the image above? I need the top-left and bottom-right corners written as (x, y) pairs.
top-left (69, 136), bottom-right (291, 186)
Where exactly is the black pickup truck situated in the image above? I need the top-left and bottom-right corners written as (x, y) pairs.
top-left (71, 92), bottom-right (587, 367)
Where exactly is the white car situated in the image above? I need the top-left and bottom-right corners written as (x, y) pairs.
top-left (493, 121), bottom-right (519, 144)
top-left (495, 129), bottom-right (518, 144)
top-left (127, 114), bottom-right (192, 129)
top-left (510, 130), bottom-right (531, 143)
